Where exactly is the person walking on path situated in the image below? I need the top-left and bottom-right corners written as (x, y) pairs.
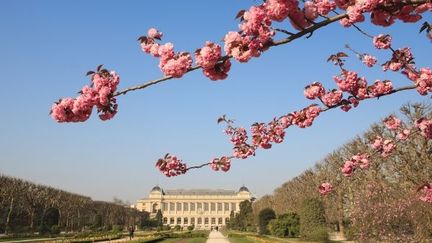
top-left (127, 226), bottom-right (134, 240)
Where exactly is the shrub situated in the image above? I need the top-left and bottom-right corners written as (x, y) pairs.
top-left (38, 224), bottom-right (51, 235)
top-left (268, 212), bottom-right (300, 238)
top-left (187, 224), bottom-right (194, 231)
top-left (299, 198), bottom-right (328, 241)
top-left (258, 208), bottom-right (276, 235)
top-left (173, 225), bottom-right (181, 231)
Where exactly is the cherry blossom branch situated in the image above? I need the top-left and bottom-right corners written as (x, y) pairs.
top-left (183, 84), bottom-right (417, 173)
top-left (114, 14), bottom-right (347, 97)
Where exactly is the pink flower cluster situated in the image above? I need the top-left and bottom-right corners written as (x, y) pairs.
top-left (415, 118), bottom-right (432, 139)
top-left (195, 42), bottom-right (231, 80)
top-left (383, 47), bottom-right (413, 72)
top-left (419, 183), bottom-right (432, 203)
top-left (368, 80), bottom-right (393, 97)
top-left (210, 156), bottom-right (231, 172)
top-left (341, 153), bottom-right (370, 176)
top-left (155, 154), bottom-right (187, 177)
top-left (304, 82), bottom-right (326, 100)
top-left (373, 34), bottom-right (392, 49)
top-left (415, 68), bottom-right (432, 95)
top-left (362, 54), bottom-right (377, 67)
top-left (321, 89), bottom-right (343, 107)
top-left (340, 0), bottom-right (425, 27)
top-left (383, 115), bottom-right (402, 130)
top-left (290, 105), bottom-right (322, 128)
top-left (224, 31), bottom-right (262, 63)
top-left (225, 126), bottom-right (256, 159)
top-left (371, 136), bottom-right (396, 157)
top-left (140, 28), bottom-right (192, 78)
top-left (333, 70), bottom-right (367, 95)
top-left (51, 69), bottom-right (120, 122)
top-left (319, 182), bottom-right (333, 195)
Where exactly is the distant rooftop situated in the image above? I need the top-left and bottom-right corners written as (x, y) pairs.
top-left (164, 189), bottom-right (237, 196)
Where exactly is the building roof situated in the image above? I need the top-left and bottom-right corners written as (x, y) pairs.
top-left (164, 189), bottom-right (237, 196)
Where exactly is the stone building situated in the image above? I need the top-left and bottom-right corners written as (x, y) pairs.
top-left (135, 186), bottom-right (252, 229)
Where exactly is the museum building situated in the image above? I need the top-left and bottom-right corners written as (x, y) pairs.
top-left (135, 186), bottom-right (253, 229)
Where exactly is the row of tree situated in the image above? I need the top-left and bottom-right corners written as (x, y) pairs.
top-left (253, 103), bottom-right (432, 242)
top-left (0, 175), bottom-right (151, 235)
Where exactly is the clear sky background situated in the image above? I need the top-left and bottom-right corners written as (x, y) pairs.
top-left (0, 1), bottom-right (430, 203)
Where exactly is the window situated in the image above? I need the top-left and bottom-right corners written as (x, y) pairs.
top-left (224, 202), bottom-right (229, 211)
top-left (170, 218), bottom-right (175, 224)
top-left (163, 217), bottom-right (168, 224)
top-left (218, 218), bottom-right (223, 224)
top-left (211, 203), bottom-right (216, 211)
top-left (231, 203), bottom-right (236, 211)
top-left (197, 202), bottom-right (202, 210)
top-left (190, 202), bottom-right (195, 211)
top-left (198, 218), bottom-right (202, 225)
top-left (217, 203), bottom-right (222, 211)
top-left (204, 203), bottom-right (209, 211)
top-left (204, 218), bottom-right (209, 225)
top-left (183, 202), bottom-right (188, 211)
top-left (176, 202), bottom-right (182, 211)
top-left (170, 202), bottom-right (175, 211)
top-left (191, 217), bottom-right (195, 225)
top-left (184, 217), bottom-right (188, 225)
top-left (163, 202), bottom-right (168, 211)
top-left (226, 218), bottom-right (230, 224)
top-left (177, 217), bottom-right (182, 224)
top-left (211, 218), bottom-right (216, 225)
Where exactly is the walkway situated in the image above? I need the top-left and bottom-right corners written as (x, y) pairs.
top-left (206, 231), bottom-right (230, 243)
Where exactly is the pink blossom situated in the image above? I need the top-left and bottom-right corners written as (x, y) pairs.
top-left (419, 184), bottom-right (432, 203)
top-left (291, 105), bottom-right (321, 128)
top-left (373, 34), bottom-right (392, 49)
top-left (264, 0), bottom-right (298, 22)
top-left (342, 160), bottom-right (355, 176)
top-left (279, 115), bottom-right (293, 129)
top-left (397, 129), bottom-right (411, 140)
top-left (251, 123), bottom-right (272, 149)
top-left (224, 32), bottom-right (261, 63)
top-left (383, 115), bottom-right (402, 130)
top-left (383, 48), bottom-right (413, 72)
top-left (240, 5), bottom-right (274, 43)
top-left (233, 144), bottom-right (256, 159)
top-left (371, 136), bottom-right (383, 150)
top-left (333, 70), bottom-right (367, 95)
top-left (415, 118), bottom-right (432, 139)
top-left (304, 2), bottom-right (319, 20)
top-left (51, 69), bottom-right (120, 123)
top-left (155, 154), bottom-right (187, 177)
top-left (304, 82), bottom-right (325, 100)
top-left (362, 54), bottom-right (377, 67)
top-left (382, 139), bottom-right (396, 157)
top-left (289, 8), bottom-right (311, 30)
top-left (415, 68), bottom-right (432, 95)
top-left (352, 153), bottom-right (370, 169)
top-left (319, 182), bottom-right (333, 195)
top-left (195, 41), bottom-right (222, 69)
top-left (226, 127), bottom-right (248, 146)
top-left (148, 28), bottom-right (163, 39)
top-left (321, 89), bottom-right (343, 107)
top-left (210, 156), bottom-right (231, 172)
top-left (315, 0), bottom-right (336, 15)
top-left (368, 80), bottom-right (393, 97)
top-left (160, 52), bottom-right (193, 78)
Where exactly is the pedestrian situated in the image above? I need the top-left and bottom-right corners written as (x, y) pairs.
top-left (128, 225), bottom-right (134, 240)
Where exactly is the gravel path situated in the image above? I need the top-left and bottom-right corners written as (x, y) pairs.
top-left (206, 231), bottom-right (230, 243)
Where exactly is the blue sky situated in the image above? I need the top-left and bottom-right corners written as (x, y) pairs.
top-left (0, 0), bottom-right (430, 202)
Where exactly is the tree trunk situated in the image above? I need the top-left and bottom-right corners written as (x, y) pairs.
top-left (5, 197), bottom-right (14, 235)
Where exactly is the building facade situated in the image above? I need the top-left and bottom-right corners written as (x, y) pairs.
top-left (135, 186), bottom-right (252, 229)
